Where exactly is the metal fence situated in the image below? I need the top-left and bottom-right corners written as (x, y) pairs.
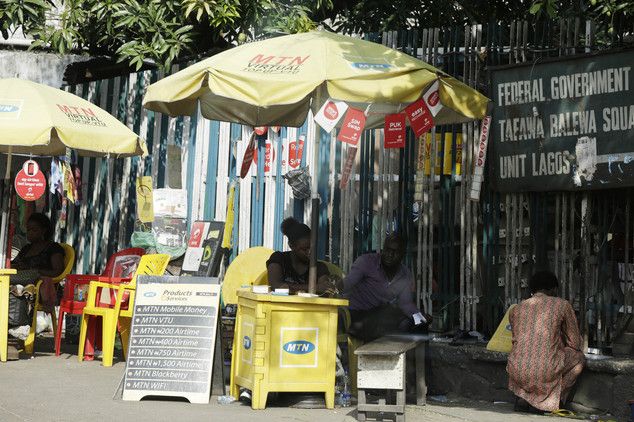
top-left (346, 19), bottom-right (633, 350)
top-left (43, 18), bottom-right (633, 350)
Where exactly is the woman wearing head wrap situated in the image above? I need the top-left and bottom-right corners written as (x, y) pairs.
top-left (266, 217), bottom-right (331, 294)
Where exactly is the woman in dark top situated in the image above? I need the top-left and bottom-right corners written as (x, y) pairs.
top-left (266, 217), bottom-right (331, 294)
top-left (10, 213), bottom-right (65, 285)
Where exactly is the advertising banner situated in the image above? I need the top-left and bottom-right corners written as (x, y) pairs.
top-left (422, 80), bottom-right (443, 116)
top-left (405, 99), bottom-right (434, 137)
top-left (14, 160), bottom-right (45, 201)
top-left (384, 113), bottom-right (406, 148)
top-left (314, 99), bottom-right (348, 133)
top-left (337, 107), bottom-right (366, 145)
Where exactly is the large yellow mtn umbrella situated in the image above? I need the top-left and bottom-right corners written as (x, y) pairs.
top-left (143, 30), bottom-right (490, 293)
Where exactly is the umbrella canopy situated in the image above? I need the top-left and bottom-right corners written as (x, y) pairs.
top-left (0, 78), bottom-right (146, 157)
top-left (143, 30), bottom-right (491, 294)
top-left (143, 30), bottom-right (489, 127)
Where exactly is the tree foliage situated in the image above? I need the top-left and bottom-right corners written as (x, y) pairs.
top-left (1, 0), bottom-right (332, 71)
top-left (327, 0), bottom-right (536, 33)
top-left (1, 0), bottom-right (632, 71)
top-left (0, 0), bottom-right (52, 39)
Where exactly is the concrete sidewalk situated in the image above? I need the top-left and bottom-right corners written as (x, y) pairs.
top-left (0, 338), bottom-right (567, 422)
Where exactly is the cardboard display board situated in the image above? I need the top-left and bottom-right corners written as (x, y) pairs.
top-left (181, 221), bottom-right (225, 277)
top-left (122, 275), bottom-right (220, 404)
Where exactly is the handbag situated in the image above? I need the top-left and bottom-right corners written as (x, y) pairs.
top-left (8, 294), bottom-right (30, 327)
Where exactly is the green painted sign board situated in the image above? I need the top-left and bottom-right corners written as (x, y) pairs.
top-left (490, 49), bottom-right (634, 191)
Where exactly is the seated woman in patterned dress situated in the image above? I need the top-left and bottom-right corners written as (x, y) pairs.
top-left (507, 270), bottom-right (585, 413)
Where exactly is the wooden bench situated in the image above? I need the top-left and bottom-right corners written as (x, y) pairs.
top-left (354, 334), bottom-right (432, 422)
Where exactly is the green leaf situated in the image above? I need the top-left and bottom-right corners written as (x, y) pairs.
top-left (529, 2), bottom-right (542, 14)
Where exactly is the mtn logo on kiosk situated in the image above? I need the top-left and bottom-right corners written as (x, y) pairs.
top-left (283, 340), bottom-right (315, 355)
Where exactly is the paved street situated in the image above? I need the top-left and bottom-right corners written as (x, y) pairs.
top-left (0, 338), bottom-right (562, 422)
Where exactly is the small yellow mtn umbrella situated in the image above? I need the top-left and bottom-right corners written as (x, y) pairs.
top-left (0, 78), bottom-right (146, 157)
top-left (0, 78), bottom-right (146, 266)
top-left (143, 30), bottom-right (490, 293)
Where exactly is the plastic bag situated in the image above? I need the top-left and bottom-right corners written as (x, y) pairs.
top-left (283, 166), bottom-right (311, 200)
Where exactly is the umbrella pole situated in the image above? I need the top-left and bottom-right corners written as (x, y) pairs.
top-left (308, 124), bottom-right (320, 295)
top-left (0, 149), bottom-right (12, 267)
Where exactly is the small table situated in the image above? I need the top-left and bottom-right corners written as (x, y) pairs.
top-left (230, 291), bottom-right (348, 409)
top-left (355, 334), bottom-right (432, 422)
top-left (0, 269), bottom-right (17, 362)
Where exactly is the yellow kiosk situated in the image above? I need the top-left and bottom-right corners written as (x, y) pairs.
top-left (1, 269), bottom-right (17, 362)
top-left (230, 291), bottom-right (348, 409)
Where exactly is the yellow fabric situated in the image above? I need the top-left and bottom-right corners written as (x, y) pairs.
top-left (78, 254), bottom-right (170, 366)
top-left (0, 78), bottom-right (146, 157)
top-left (221, 247), bottom-right (274, 305)
top-left (24, 243), bottom-right (75, 355)
top-left (486, 304), bottom-right (516, 353)
top-left (221, 183), bottom-right (236, 249)
top-left (0, 269), bottom-right (17, 362)
top-left (136, 176), bottom-right (154, 223)
top-left (143, 30), bottom-right (489, 129)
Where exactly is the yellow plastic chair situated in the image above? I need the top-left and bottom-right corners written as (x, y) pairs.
top-left (0, 269), bottom-right (17, 362)
top-left (78, 253), bottom-right (170, 367)
top-left (24, 243), bottom-right (75, 355)
top-left (222, 247), bottom-right (274, 305)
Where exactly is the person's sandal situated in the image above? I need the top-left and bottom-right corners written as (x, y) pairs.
top-left (547, 409), bottom-right (576, 418)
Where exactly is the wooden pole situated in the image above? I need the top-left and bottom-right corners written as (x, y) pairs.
top-left (308, 123), bottom-right (320, 294)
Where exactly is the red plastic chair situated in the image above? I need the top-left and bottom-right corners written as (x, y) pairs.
top-left (55, 248), bottom-right (145, 356)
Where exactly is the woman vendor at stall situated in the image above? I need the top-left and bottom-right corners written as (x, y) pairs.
top-left (507, 271), bottom-right (585, 413)
top-left (8, 213), bottom-right (65, 328)
top-left (10, 213), bottom-right (65, 285)
top-left (266, 217), bottom-right (332, 295)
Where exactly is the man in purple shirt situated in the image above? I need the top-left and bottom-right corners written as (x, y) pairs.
top-left (343, 233), bottom-right (430, 341)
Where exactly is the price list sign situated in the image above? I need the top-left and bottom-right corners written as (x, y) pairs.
top-left (122, 276), bottom-right (220, 404)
